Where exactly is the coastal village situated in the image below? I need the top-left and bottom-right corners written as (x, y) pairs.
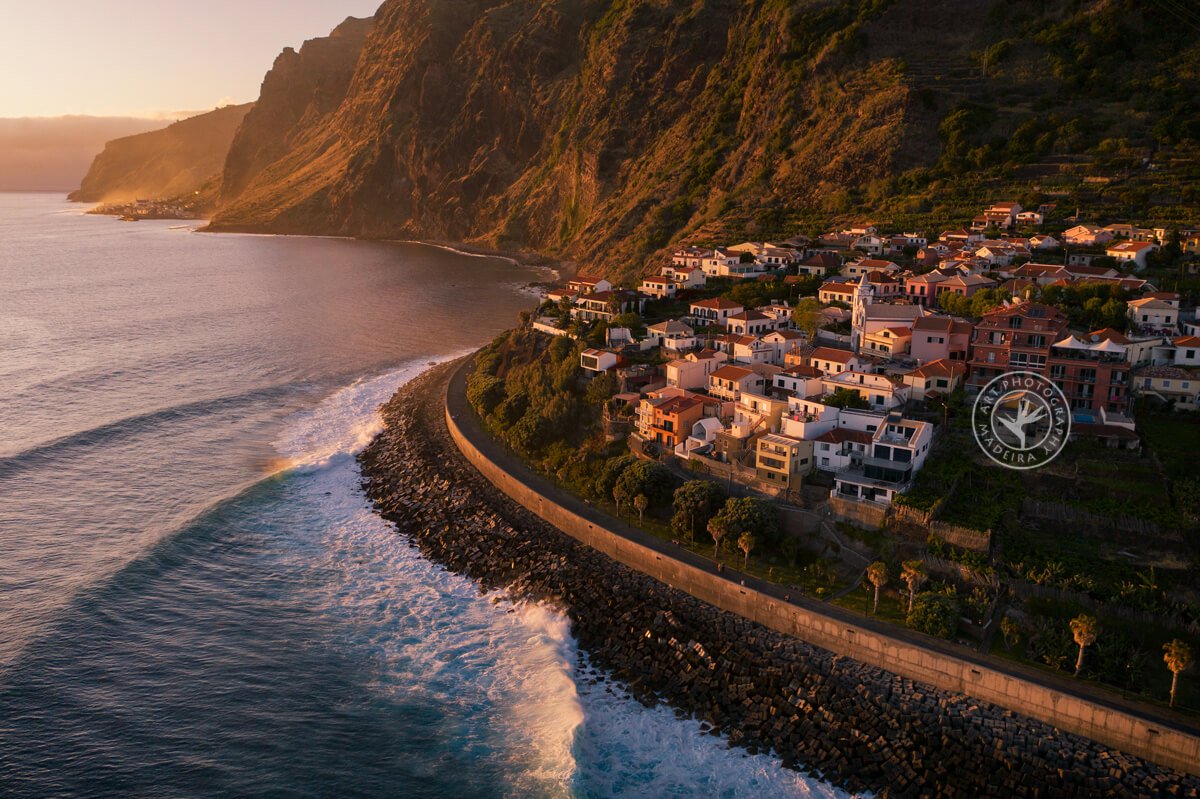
top-left (464, 199), bottom-right (1200, 717)
top-left (538, 202), bottom-right (1198, 510)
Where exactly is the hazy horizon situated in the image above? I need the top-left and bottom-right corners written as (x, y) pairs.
top-left (1, 2), bottom-right (380, 118)
top-left (1, 1), bottom-right (380, 191)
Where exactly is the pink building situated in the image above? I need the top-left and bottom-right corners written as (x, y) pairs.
top-left (910, 316), bottom-right (974, 364)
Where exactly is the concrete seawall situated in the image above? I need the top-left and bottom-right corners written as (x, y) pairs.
top-left (445, 359), bottom-right (1200, 777)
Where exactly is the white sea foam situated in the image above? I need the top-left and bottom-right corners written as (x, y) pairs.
top-left (271, 360), bottom-right (849, 798)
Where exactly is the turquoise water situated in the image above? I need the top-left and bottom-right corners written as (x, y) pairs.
top-left (0, 195), bottom-right (843, 797)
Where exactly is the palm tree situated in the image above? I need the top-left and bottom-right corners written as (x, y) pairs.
top-left (1069, 614), bottom-right (1100, 676)
top-left (1163, 639), bottom-right (1193, 708)
top-left (900, 560), bottom-right (927, 613)
top-left (708, 516), bottom-right (728, 559)
top-left (612, 484), bottom-right (627, 514)
top-left (633, 494), bottom-right (649, 522)
top-left (865, 562), bottom-right (889, 614)
top-left (738, 532), bottom-right (756, 570)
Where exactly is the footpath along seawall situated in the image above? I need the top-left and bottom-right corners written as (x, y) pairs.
top-left (444, 358), bottom-right (1200, 778)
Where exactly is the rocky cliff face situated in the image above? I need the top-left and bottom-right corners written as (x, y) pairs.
top-left (220, 16), bottom-right (374, 202)
top-left (206, 0), bottom-right (1200, 281)
top-left (69, 104), bottom-right (251, 203)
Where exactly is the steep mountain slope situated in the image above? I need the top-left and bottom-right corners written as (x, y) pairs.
top-left (207, 0), bottom-right (1200, 281)
top-left (220, 16), bottom-right (374, 202)
top-left (69, 104), bottom-right (251, 203)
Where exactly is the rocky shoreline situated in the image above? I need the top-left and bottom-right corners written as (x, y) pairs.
top-left (358, 361), bottom-right (1198, 798)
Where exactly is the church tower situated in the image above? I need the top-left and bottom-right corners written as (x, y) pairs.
top-left (851, 272), bottom-right (874, 352)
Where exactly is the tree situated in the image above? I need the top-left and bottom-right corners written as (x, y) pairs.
top-left (907, 592), bottom-right (959, 638)
top-left (900, 560), bottom-right (928, 612)
top-left (1163, 639), bottom-right (1193, 708)
top-left (585, 371), bottom-right (618, 405)
top-left (671, 480), bottom-right (727, 542)
top-left (822, 387), bottom-right (870, 410)
top-left (738, 532), bottom-right (756, 569)
top-left (714, 496), bottom-right (782, 548)
top-left (866, 562), bottom-right (889, 614)
top-left (555, 296), bottom-right (574, 328)
top-left (612, 483), bottom-right (627, 513)
top-left (634, 494), bottom-right (649, 522)
top-left (708, 516), bottom-right (728, 559)
top-left (594, 454), bottom-right (637, 500)
top-left (791, 297), bottom-right (823, 341)
top-left (1000, 615), bottom-right (1021, 648)
top-left (1069, 614), bottom-right (1100, 676)
top-left (614, 460), bottom-right (674, 512)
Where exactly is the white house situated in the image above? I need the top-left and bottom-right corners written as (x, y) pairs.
top-left (1106, 240), bottom-right (1156, 269)
top-left (580, 348), bottom-right (620, 375)
top-left (832, 416), bottom-right (934, 505)
top-left (689, 297), bottom-right (744, 325)
top-left (725, 310), bottom-right (775, 336)
top-left (665, 349), bottom-right (728, 390)
top-left (639, 276), bottom-right (677, 299)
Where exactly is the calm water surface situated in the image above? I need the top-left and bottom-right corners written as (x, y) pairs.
top-left (0, 194), bottom-right (844, 798)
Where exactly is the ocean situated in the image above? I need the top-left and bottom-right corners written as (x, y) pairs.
top-left (0, 194), bottom-right (844, 798)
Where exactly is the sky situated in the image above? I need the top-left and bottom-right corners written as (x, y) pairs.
top-left (0, 1), bottom-right (382, 119)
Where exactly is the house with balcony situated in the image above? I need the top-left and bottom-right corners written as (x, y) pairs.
top-left (1047, 335), bottom-right (1133, 414)
top-left (707, 364), bottom-right (764, 402)
top-left (833, 415), bottom-right (934, 506)
top-left (635, 391), bottom-right (706, 450)
top-left (671, 247), bottom-right (709, 269)
top-left (984, 201), bottom-right (1022, 228)
top-left (566, 275), bottom-right (613, 294)
top-left (812, 428), bottom-right (874, 473)
top-left (676, 416), bottom-right (726, 457)
top-left (574, 290), bottom-right (645, 323)
top-left (647, 319), bottom-right (697, 353)
top-left (755, 434), bottom-right (813, 492)
top-left (1062, 224), bottom-right (1113, 247)
top-left (905, 271), bottom-right (952, 307)
top-left (967, 301), bottom-right (1069, 390)
top-left (665, 348), bottom-right (727, 390)
top-left (689, 297), bottom-right (744, 326)
top-left (1126, 298), bottom-right (1178, 335)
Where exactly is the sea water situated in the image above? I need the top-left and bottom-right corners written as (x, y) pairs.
top-left (0, 194), bottom-right (845, 798)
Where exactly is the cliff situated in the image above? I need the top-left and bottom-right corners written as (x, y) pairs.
top-left (69, 104), bottom-right (251, 203)
top-left (195, 0), bottom-right (1198, 281)
top-left (220, 16), bottom-right (374, 202)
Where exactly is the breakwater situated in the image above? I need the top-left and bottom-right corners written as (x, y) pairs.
top-left (358, 360), bottom-right (1199, 797)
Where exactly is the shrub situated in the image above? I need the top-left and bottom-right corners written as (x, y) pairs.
top-left (907, 592), bottom-right (960, 639)
top-left (467, 372), bottom-right (505, 415)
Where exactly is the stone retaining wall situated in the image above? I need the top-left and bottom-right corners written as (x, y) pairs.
top-left (445, 367), bottom-right (1200, 778)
